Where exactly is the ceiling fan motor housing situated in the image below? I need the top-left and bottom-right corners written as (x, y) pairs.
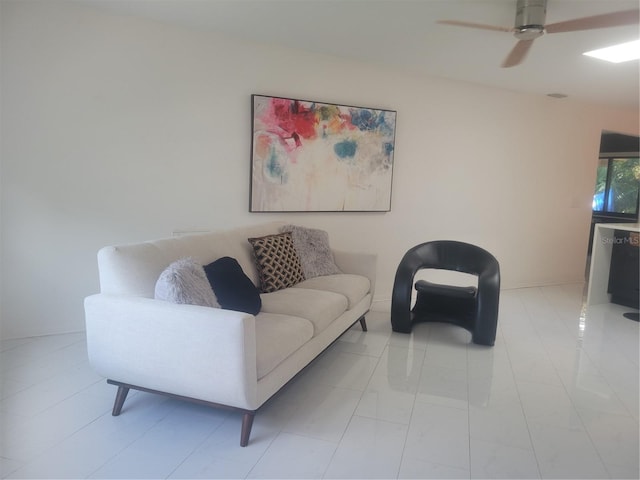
top-left (514, 0), bottom-right (547, 39)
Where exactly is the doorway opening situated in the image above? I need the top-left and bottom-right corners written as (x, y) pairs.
top-left (587, 131), bottom-right (639, 258)
top-left (585, 131), bottom-right (639, 317)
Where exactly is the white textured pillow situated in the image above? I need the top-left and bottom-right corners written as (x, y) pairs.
top-left (281, 225), bottom-right (342, 279)
top-left (154, 257), bottom-right (220, 308)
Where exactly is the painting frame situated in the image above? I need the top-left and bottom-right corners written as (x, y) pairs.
top-left (250, 94), bottom-right (397, 213)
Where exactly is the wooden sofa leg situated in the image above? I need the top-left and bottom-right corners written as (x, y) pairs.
top-left (359, 316), bottom-right (368, 332)
top-left (240, 411), bottom-right (255, 447)
top-left (112, 385), bottom-right (130, 416)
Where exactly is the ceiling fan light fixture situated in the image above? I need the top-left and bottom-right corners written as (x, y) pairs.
top-left (514, 25), bottom-right (545, 40)
top-left (583, 39), bottom-right (640, 63)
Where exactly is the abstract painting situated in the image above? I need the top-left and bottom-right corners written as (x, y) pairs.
top-left (250, 95), bottom-right (397, 212)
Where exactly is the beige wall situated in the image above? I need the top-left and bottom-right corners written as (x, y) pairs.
top-left (1, 1), bottom-right (638, 338)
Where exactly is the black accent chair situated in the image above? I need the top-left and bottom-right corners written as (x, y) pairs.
top-left (391, 241), bottom-right (500, 346)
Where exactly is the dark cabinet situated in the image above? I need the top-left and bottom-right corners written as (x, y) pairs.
top-left (607, 230), bottom-right (639, 309)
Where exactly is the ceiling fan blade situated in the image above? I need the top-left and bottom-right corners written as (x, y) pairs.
top-left (437, 20), bottom-right (513, 33)
top-left (545, 9), bottom-right (639, 34)
top-left (502, 39), bottom-right (534, 68)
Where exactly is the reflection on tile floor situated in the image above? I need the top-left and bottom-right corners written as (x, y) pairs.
top-left (1, 284), bottom-right (638, 479)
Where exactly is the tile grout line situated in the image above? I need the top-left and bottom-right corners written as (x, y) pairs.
top-left (503, 289), bottom-right (545, 479)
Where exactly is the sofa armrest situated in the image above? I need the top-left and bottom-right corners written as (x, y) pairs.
top-left (332, 250), bottom-right (377, 297)
top-left (84, 294), bottom-right (258, 410)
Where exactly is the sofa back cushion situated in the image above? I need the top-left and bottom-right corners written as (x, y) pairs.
top-left (97, 222), bottom-right (286, 297)
top-left (225, 222), bottom-right (288, 287)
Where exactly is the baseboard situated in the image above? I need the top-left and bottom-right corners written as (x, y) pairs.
top-left (370, 280), bottom-right (587, 314)
top-left (371, 298), bottom-right (391, 312)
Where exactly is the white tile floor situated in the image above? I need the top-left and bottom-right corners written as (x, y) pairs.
top-left (1, 284), bottom-right (638, 479)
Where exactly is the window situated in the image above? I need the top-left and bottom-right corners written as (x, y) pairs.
top-left (593, 156), bottom-right (640, 217)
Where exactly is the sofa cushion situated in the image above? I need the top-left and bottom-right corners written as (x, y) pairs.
top-left (203, 257), bottom-right (261, 315)
top-left (260, 288), bottom-right (348, 335)
top-left (255, 312), bottom-right (314, 379)
top-left (281, 225), bottom-right (342, 279)
top-left (248, 232), bottom-right (305, 293)
top-left (154, 257), bottom-right (220, 308)
top-left (223, 222), bottom-right (287, 288)
top-left (294, 274), bottom-right (371, 309)
top-left (97, 230), bottom-right (240, 297)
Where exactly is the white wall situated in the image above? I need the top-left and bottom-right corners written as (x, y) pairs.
top-left (1, 1), bottom-right (638, 339)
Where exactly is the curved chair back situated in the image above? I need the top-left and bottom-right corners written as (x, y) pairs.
top-left (391, 241), bottom-right (500, 344)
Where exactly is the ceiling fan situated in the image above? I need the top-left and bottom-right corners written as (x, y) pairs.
top-left (438, 0), bottom-right (640, 67)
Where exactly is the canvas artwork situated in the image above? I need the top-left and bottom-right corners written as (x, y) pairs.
top-left (250, 95), bottom-right (397, 212)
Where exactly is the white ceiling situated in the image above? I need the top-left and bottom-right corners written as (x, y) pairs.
top-left (86, 0), bottom-right (640, 109)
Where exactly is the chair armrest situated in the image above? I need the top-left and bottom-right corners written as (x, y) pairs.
top-left (332, 250), bottom-right (377, 296)
top-left (84, 294), bottom-right (258, 410)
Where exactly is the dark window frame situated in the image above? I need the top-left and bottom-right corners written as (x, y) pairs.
top-left (593, 153), bottom-right (640, 219)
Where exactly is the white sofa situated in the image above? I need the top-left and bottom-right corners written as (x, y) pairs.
top-left (84, 221), bottom-right (376, 446)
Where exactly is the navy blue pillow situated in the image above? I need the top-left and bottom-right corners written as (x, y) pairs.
top-left (203, 257), bottom-right (262, 315)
